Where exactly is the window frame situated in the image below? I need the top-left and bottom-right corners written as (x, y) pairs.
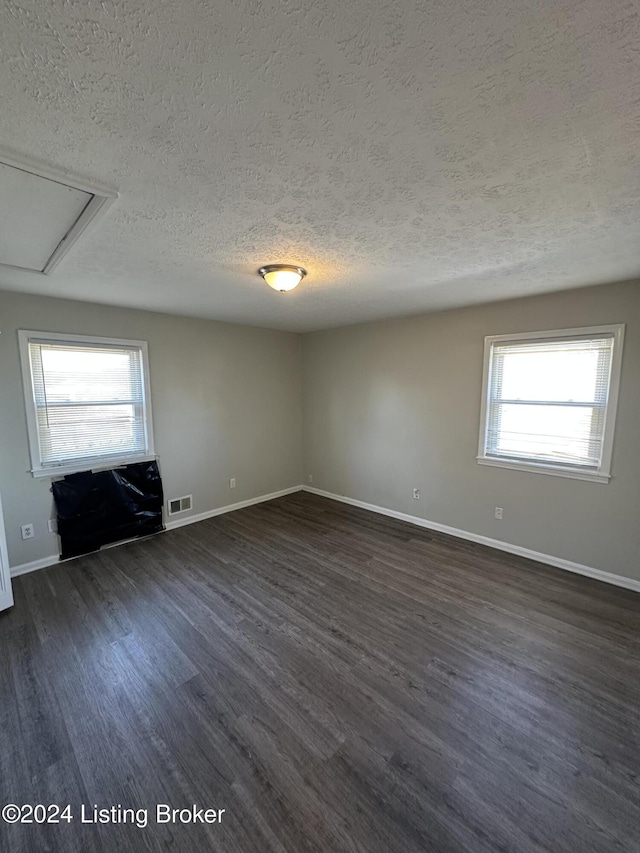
top-left (477, 324), bottom-right (625, 483)
top-left (18, 330), bottom-right (156, 479)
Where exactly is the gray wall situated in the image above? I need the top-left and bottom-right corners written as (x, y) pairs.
top-left (0, 290), bottom-right (302, 567)
top-left (2, 280), bottom-right (639, 582)
top-left (302, 280), bottom-right (640, 582)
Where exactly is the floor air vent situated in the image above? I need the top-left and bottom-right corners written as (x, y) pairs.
top-left (168, 495), bottom-right (192, 515)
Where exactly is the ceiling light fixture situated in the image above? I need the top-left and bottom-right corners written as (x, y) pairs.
top-left (258, 264), bottom-right (307, 293)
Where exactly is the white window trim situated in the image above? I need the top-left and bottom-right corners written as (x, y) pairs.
top-left (18, 330), bottom-right (156, 479)
top-left (477, 324), bottom-right (625, 484)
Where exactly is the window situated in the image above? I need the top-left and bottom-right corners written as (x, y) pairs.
top-left (19, 331), bottom-right (155, 478)
top-left (477, 325), bottom-right (624, 482)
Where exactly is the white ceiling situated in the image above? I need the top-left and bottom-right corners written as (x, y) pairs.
top-left (1, 0), bottom-right (639, 332)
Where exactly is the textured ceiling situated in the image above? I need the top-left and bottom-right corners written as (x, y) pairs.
top-left (1, 0), bottom-right (639, 331)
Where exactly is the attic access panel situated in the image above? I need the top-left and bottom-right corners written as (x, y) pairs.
top-left (0, 156), bottom-right (116, 275)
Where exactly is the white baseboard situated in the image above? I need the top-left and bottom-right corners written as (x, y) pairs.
top-left (10, 554), bottom-right (60, 578)
top-left (11, 484), bottom-right (639, 594)
top-left (303, 486), bottom-right (640, 593)
top-left (163, 485), bottom-right (302, 531)
top-left (10, 485), bottom-right (303, 579)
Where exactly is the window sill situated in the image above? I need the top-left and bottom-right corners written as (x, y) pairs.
top-left (476, 456), bottom-right (610, 483)
top-left (31, 453), bottom-right (157, 480)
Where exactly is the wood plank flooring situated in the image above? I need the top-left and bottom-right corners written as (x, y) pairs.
top-left (1, 491), bottom-right (639, 853)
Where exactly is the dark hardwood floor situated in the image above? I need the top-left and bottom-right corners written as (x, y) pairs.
top-left (1, 491), bottom-right (639, 853)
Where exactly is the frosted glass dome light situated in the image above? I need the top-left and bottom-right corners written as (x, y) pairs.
top-left (258, 264), bottom-right (307, 292)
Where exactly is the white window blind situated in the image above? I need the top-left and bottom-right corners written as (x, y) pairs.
top-left (20, 332), bottom-right (154, 476)
top-left (478, 326), bottom-right (624, 482)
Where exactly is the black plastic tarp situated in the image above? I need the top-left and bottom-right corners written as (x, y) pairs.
top-left (52, 460), bottom-right (164, 559)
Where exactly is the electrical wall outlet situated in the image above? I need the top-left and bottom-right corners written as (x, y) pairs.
top-left (21, 523), bottom-right (35, 540)
top-left (47, 519), bottom-right (57, 533)
top-left (494, 507), bottom-right (504, 520)
top-left (308, 474), bottom-right (313, 483)
top-left (229, 478), bottom-right (236, 489)
top-left (413, 488), bottom-right (420, 500)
